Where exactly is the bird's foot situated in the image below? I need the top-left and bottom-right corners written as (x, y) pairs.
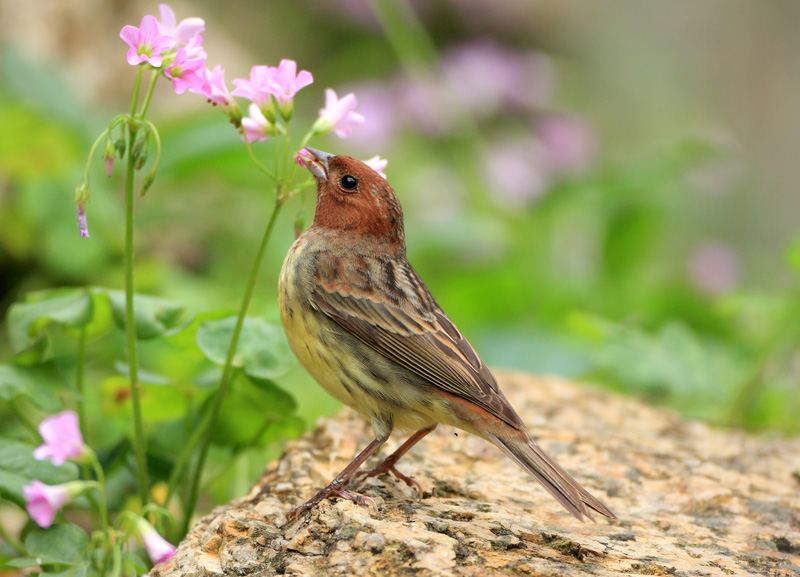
top-left (351, 462), bottom-right (423, 501)
top-left (286, 482), bottom-right (377, 520)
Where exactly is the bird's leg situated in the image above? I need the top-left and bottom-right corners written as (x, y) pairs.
top-left (350, 425), bottom-right (436, 500)
top-left (286, 433), bottom-right (389, 519)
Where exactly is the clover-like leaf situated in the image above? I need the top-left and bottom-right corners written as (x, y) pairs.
top-left (7, 289), bottom-right (93, 352)
top-left (103, 289), bottom-right (185, 340)
top-left (196, 316), bottom-right (294, 380)
top-left (24, 524), bottom-right (88, 566)
top-left (0, 362), bottom-right (67, 412)
top-left (0, 439), bottom-right (79, 508)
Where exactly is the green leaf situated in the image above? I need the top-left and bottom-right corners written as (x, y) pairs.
top-left (213, 375), bottom-right (302, 446)
top-left (7, 289), bottom-right (93, 352)
top-left (24, 524), bottom-right (87, 566)
top-left (0, 363), bottom-right (66, 411)
top-left (40, 565), bottom-right (90, 577)
top-left (0, 439), bottom-right (79, 507)
top-left (196, 316), bottom-right (294, 380)
top-left (102, 289), bottom-right (185, 340)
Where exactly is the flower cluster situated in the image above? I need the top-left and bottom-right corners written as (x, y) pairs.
top-left (22, 410), bottom-right (175, 565)
top-left (117, 3), bottom-right (374, 149)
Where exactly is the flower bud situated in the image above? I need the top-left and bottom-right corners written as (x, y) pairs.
top-left (115, 137), bottom-right (127, 158)
top-left (74, 178), bottom-right (90, 205)
top-left (140, 173), bottom-right (156, 197)
top-left (102, 138), bottom-right (116, 177)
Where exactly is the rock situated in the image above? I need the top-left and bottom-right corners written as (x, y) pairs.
top-left (152, 372), bottom-right (800, 576)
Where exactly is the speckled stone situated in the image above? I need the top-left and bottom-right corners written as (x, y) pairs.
top-left (153, 372), bottom-right (800, 577)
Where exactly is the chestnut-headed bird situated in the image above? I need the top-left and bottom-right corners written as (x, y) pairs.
top-left (279, 147), bottom-right (615, 522)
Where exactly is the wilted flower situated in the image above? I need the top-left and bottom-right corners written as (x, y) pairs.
top-left (23, 480), bottom-right (86, 529)
top-left (120, 15), bottom-right (175, 67)
top-left (34, 411), bottom-right (87, 466)
top-left (312, 89), bottom-right (365, 138)
top-left (137, 518), bottom-right (176, 564)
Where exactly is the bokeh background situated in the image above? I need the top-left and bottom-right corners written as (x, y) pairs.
top-left (2, 0), bottom-right (800, 506)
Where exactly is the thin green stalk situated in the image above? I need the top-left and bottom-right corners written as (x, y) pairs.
top-left (164, 409), bottom-right (209, 508)
top-left (76, 327), bottom-right (87, 436)
top-left (242, 133), bottom-right (277, 181)
top-left (138, 69), bottom-right (160, 119)
top-left (181, 198), bottom-right (287, 535)
top-left (88, 453), bottom-right (110, 542)
top-left (124, 76), bottom-right (149, 506)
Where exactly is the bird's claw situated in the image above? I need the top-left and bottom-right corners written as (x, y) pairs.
top-left (286, 484), bottom-right (377, 520)
top-left (351, 463), bottom-right (423, 501)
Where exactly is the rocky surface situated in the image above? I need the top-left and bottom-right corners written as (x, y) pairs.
top-left (153, 372), bottom-right (800, 576)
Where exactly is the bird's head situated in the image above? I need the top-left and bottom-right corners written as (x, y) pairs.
top-left (296, 147), bottom-right (405, 247)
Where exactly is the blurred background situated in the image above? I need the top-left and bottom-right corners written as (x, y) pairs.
top-left (1, 0), bottom-right (799, 505)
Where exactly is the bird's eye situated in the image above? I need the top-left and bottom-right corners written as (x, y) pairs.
top-left (340, 175), bottom-right (358, 190)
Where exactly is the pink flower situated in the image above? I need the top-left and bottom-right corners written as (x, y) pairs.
top-left (23, 481), bottom-right (84, 528)
top-left (362, 155), bottom-right (387, 179)
top-left (120, 15), bottom-right (175, 67)
top-left (165, 48), bottom-right (206, 94)
top-left (192, 65), bottom-right (240, 120)
top-left (232, 66), bottom-right (273, 108)
top-left (137, 519), bottom-right (176, 565)
top-left (34, 411), bottom-right (86, 466)
top-left (241, 104), bottom-right (275, 143)
top-left (157, 4), bottom-right (205, 47)
top-left (266, 59), bottom-right (313, 118)
top-left (312, 89), bottom-right (365, 138)
top-left (689, 242), bottom-right (740, 296)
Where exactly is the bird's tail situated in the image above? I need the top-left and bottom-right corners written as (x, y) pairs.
top-left (492, 435), bottom-right (616, 522)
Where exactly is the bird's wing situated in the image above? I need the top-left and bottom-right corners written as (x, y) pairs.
top-left (311, 253), bottom-right (524, 430)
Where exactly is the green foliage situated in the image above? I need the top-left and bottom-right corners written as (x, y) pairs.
top-left (0, 440), bottom-right (79, 507)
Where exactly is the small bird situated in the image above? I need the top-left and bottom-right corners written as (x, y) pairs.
top-left (279, 147), bottom-right (616, 522)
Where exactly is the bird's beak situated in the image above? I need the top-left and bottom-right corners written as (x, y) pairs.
top-left (295, 147), bottom-right (335, 181)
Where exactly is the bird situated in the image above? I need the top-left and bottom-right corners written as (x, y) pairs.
top-left (278, 147), bottom-right (616, 522)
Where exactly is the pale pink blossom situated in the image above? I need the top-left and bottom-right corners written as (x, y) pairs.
top-left (266, 59), bottom-right (313, 118)
top-left (241, 104), bottom-right (274, 143)
top-left (120, 15), bottom-right (175, 67)
top-left (137, 519), bottom-right (176, 564)
top-left (165, 48), bottom-right (206, 94)
top-left (537, 115), bottom-right (596, 175)
top-left (232, 66), bottom-right (273, 108)
top-left (34, 411), bottom-right (86, 466)
top-left (362, 155), bottom-right (387, 179)
top-left (157, 4), bottom-right (205, 46)
top-left (23, 481), bottom-right (85, 528)
top-left (313, 89), bottom-right (365, 138)
top-left (689, 242), bottom-right (740, 296)
top-left (192, 65), bottom-right (240, 121)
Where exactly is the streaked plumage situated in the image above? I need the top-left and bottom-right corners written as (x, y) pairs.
top-left (278, 147), bottom-right (616, 522)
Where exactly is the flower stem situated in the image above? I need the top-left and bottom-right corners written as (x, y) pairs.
top-left (138, 69), bottom-right (160, 119)
top-left (181, 196), bottom-right (286, 535)
top-left (241, 132), bottom-right (277, 181)
top-left (89, 452), bottom-right (110, 542)
top-left (124, 116), bottom-right (149, 508)
top-left (76, 327), bottom-right (88, 437)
